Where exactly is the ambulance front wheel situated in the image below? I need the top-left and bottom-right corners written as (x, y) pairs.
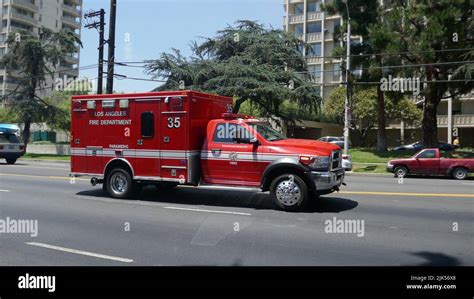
top-left (269, 174), bottom-right (309, 212)
top-left (105, 168), bottom-right (134, 199)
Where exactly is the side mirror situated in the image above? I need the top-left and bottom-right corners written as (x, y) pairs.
top-left (237, 137), bottom-right (259, 145)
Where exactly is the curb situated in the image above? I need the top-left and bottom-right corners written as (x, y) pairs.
top-left (20, 158), bottom-right (70, 164)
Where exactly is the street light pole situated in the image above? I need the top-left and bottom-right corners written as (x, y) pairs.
top-left (343, 0), bottom-right (351, 156)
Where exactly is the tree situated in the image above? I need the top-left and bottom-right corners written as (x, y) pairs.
top-left (323, 86), bottom-right (422, 145)
top-left (44, 80), bottom-right (92, 138)
top-left (323, 0), bottom-right (396, 152)
top-left (145, 20), bottom-right (321, 123)
top-left (374, 0), bottom-right (473, 147)
top-left (0, 28), bottom-right (81, 148)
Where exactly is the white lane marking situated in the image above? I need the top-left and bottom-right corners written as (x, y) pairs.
top-left (26, 242), bottom-right (134, 263)
top-left (164, 206), bottom-right (251, 216)
top-left (0, 189), bottom-right (10, 192)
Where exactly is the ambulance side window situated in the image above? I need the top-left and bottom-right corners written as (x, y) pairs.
top-left (141, 112), bottom-right (154, 138)
top-left (213, 123), bottom-right (252, 143)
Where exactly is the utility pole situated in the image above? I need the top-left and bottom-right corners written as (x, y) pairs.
top-left (342, 0), bottom-right (351, 157)
top-left (84, 9), bottom-right (106, 94)
top-left (106, 0), bottom-right (117, 94)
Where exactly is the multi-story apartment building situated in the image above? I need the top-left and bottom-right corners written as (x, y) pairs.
top-left (0, 0), bottom-right (82, 106)
top-left (283, 0), bottom-right (474, 146)
top-left (283, 0), bottom-right (355, 101)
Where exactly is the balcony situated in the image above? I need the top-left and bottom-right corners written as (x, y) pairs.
top-left (324, 32), bottom-right (334, 41)
top-left (288, 14), bottom-right (304, 24)
top-left (306, 33), bottom-right (322, 42)
top-left (6, 11), bottom-right (37, 26)
top-left (64, 54), bottom-right (79, 64)
top-left (59, 66), bottom-right (79, 77)
top-left (61, 16), bottom-right (81, 29)
top-left (306, 56), bottom-right (322, 64)
top-left (66, 0), bottom-right (83, 5)
top-left (62, 4), bottom-right (81, 17)
top-left (309, 77), bottom-right (322, 84)
top-left (3, 82), bottom-right (19, 91)
top-left (437, 115), bottom-right (474, 127)
top-left (294, 33), bottom-right (304, 40)
top-left (307, 11), bottom-right (323, 21)
top-left (10, 0), bottom-right (39, 12)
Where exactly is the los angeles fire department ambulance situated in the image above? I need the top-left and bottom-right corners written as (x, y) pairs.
top-left (71, 90), bottom-right (344, 211)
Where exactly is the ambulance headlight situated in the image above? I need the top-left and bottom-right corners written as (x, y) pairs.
top-left (310, 156), bottom-right (330, 171)
top-left (299, 156), bottom-right (330, 171)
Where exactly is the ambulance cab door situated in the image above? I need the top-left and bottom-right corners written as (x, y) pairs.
top-left (134, 100), bottom-right (161, 178)
top-left (160, 97), bottom-right (188, 183)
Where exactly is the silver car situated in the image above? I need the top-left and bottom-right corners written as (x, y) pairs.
top-left (317, 136), bottom-right (351, 150)
top-left (0, 124), bottom-right (25, 164)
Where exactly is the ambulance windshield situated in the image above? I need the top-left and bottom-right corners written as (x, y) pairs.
top-left (252, 123), bottom-right (286, 142)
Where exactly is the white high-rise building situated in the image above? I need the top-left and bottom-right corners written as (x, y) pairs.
top-left (0, 0), bottom-right (82, 106)
top-left (283, 0), bottom-right (353, 101)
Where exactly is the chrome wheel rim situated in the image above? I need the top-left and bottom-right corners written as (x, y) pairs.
top-left (455, 169), bottom-right (466, 179)
top-left (111, 172), bottom-right (128, 194)
top-left (396, 168), bottom-right (406, 177)
top-left (275, 175), bottom-right (301, 206)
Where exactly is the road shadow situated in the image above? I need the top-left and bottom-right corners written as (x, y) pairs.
top-left (406, 251), bottom-right (461, 266)
top-left (0, 162), bottom-right (29, 166)
top-left (76, 185), bottom-right (358, 214)
top-left (402, 175), bottom-right (474, 181)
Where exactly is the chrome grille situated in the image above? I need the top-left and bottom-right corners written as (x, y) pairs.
top-left (331, 150), bottom-right (342, 170)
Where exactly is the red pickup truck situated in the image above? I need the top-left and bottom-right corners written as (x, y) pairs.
top-left (387, 148), bottom-right (474, 180)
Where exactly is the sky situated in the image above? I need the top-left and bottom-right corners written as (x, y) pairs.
top-left (79, 0), bottom-right (283, 93)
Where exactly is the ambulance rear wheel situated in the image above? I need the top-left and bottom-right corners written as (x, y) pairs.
top-left (106, 168), bottom-right (133, 199)
top-left (270, 174), bottom-right (308, 212)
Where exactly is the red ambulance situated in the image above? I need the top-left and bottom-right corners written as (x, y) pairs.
top-left (71, 91), bottom-right (344, 211)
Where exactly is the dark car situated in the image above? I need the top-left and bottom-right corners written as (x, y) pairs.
top-left (392, 141), bottom-right (455, 152)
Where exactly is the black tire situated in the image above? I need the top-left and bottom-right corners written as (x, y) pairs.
top-left (5, 158), bottom-right (17, 164)
top-left (270, 174), bottom-right (309, 212)
top-left (452, 167), bottom-right (468, 180)
top-left (105, 168), bottom-right (134, 199)
top-left (394, 166), bottom-right (408, 177)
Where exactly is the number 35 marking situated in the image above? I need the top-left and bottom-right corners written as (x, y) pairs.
top-left (167, 117), bottom-right (181, 128)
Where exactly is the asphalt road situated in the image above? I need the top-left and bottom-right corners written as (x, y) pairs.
top-left (0, 159), bottom-right (473, 266)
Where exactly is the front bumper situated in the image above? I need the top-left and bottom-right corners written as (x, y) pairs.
top-left (0, 151), bottom-right (25, 159)
top-left (308, 169), bottom-right (345, 192)
top-left (386, 164), bottom-right (394, 173)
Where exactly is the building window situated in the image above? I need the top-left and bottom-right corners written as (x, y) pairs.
top-left (307, 1), bottom-right (321, 12)
top-left (308, 65), bottom-right (322, 79)
top-left (307, 22), bottom-right (321, 34)
top-left (294, 3), bottom-right (304, 15)
top-left (334, 19), bottom-right (341, 31)
top-left (141, 112), bottom-right (154, 138)
top-left (333, 64), bottom-right (341, 82)
top-left (294, 24), bottom-right (304, 35)
top-left (307, 43), bottom-right (321, 56)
